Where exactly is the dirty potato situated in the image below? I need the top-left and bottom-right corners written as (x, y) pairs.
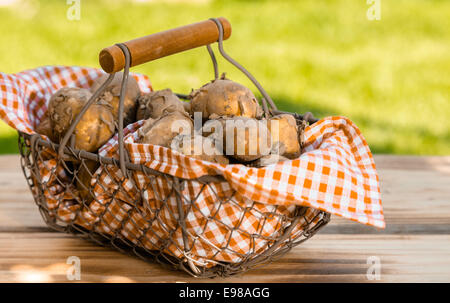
top-left (48, 87), bottom-right (115, 152)
top-left (204, 116), bottom-right (272, 162)
top-left (35, 111), bottom-right (57, 142)
top-left (268, 114), bottom-right (301, 159)
top-left (91, 72), bottom-right (141, 127)
top-left (188, 75), bottom-right (263, 120)
top-left (136, 88), bottom-right (186, 121)
top-left (138, 111), bottom-right (193, 148)
top-left (171, 134), bottom-right (229, 165)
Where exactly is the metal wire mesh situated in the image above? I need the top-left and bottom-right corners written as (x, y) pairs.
top-left (17, 17), bottom-right (330, 278)
top-left (19, 126), bottom-right (330, 278)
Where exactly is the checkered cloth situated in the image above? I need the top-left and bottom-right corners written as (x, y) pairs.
top-left (0, 66), bottom-right (384, 266)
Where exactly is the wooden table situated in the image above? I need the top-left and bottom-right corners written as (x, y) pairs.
top-left (0, 155), bottom-right (449, 282)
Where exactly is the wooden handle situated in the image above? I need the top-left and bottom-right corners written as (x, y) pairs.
top-left (99, 17), bottom-right (231, 73)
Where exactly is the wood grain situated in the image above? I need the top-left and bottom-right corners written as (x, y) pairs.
top-left (0, 154), bottom-right (449, 282)
top-left (99, 18), bottom-right (231, 73)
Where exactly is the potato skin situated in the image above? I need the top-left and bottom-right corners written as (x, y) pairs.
top-left (188, 78), bottom-right (263, 120)
top-left (35, 111), bottom-right (57, 142)
top-left (138, 111), bottom-right (193, 148)
top-left (268, 114), bottom-right (301, 159)
top-left (171, 134), bottom-right (229, 165)
top-left (48, 87), bottom-right (92, 135)
top-left (205, 117), bottom-right (272, 162)
top-left (91, 72), bottom-right (140, 127)
top-left (136, 88), bottom-right (186, 121)
top-left (73, 104), bottom-right (115, 152)
top-left (48, 87), bottom-right (115, 152)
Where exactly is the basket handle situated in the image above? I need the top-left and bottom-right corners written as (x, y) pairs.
top-left (99, 17), bottom-right (232, 73)
top-left (58, 18), bottom-right (232, 176)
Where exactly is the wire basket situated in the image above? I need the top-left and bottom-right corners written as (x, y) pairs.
top-left (18, 18), bottom-right (331, 278)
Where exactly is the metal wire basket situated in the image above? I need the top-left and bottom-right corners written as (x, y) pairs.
top-left (18, 17), bottom-right (330, 278)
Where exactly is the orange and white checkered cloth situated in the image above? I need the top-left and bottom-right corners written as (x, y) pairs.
top-left (0, 66), bottom-right (384, 266)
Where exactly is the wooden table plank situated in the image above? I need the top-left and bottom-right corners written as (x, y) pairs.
top-left (0, 233), bottom-right (449, 282)
top-left (2, 155), bottom-right (449, 229)
top-left (0, 154), bottom-right (449, 282)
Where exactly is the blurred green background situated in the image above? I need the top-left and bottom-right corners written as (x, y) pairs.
top-left (0, 0), bottom-right (449, 155)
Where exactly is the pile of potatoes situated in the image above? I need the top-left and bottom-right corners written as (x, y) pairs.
top-left (36, 72), bottom-right (141, 200)
top-left (36, 72), bottom-right (140, 152)
top-left (135, 75), bottom-right (303, 167)
top-left (36, 73), bottom-right (303, 193)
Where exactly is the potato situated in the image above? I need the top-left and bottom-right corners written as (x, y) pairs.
top-left (48, 87), bottom-right (115, 152)
top-left (183, 101), bottom-right (191, 114)
top-left (171, 134), bottom-right (229, 165)
top-left (76, 160), bottom-right (99, 201)
top-left (35, 111), bottom-right (57, 142)
top-left (204, 117), bottom-right (272, 162)
top-left (73, 105), bottom-right (115, 152)
top-left (138, 111), bottom-right (193, 148)
top-left (91, 72), bottom-right (140, 127)
top-left (268, 114), bottom-right (301, 159)
top-left (48, 87), bottom-right (92, 135)
top-left (136, 88), bottom-right (186, 121)
top-left (188, 76), bottom-right (263, 120)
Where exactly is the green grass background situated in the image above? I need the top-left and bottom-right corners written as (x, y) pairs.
top-left (0, 0), bottom-right (449, 155)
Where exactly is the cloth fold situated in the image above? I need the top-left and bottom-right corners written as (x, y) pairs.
top-left (0, 66), bottom-right (384, 238)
